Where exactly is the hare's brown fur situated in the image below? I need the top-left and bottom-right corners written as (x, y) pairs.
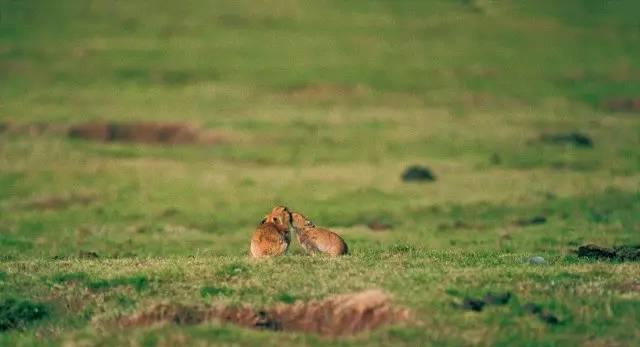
top-left (291, 212), bottom-right (348, 256)
top-left (249, 206), bottom-right (292, 258)
top-left (263, 206), bottom-right (292, 233)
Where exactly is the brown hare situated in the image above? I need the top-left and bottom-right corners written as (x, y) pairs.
top-left (291, 212), bottom-right (348, 256)
top-left (250, 206), bottom-right (293, 258)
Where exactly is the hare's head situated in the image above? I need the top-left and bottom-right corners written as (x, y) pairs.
top-left (291, 211), bottom-right (315, 231)
top-left (261, 206), bottom-right (293, 233)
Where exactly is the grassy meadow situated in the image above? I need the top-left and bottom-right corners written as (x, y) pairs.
top-left (1, 0), bottom-right (639, 346)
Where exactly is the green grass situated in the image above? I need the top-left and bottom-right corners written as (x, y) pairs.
top-left (1, 0), bottom-right (639, 346)
top-left (0, 298), bottom-right (49, 332)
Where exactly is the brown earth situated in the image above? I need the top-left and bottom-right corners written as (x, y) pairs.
top-left (25, 193), bottom-right (95, 210)
top-left (601, 97), bottom-right (640, 113)
top-left (116, 289), bottom-right (411, 337)
top-left (68, 122), bottom-right (224, 145)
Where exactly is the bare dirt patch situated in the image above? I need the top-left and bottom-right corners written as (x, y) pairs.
top-left (68, 122), bottom-right (224, 145)
top-left (0, 121), bottom-right (67, 136)
top-left (367, 221), bottom-right (392, 231)
top-left (116, 290), bottom-right (411, 337)
top-left (24, 193), bottom-right (95, 211)
top-left (601, 97), bottom-right (640, 113)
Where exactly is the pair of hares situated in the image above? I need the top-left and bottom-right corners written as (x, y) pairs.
top-left (250, 206), bottom-right (348, 258)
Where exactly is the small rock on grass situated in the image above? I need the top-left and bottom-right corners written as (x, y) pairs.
top-left (453, 291), bottom-right (512, 312)
top-left (483, 292), bottom-right (512, 305)
top-left (401, 165), bottom-right (436, 182)
top-left (539, 132), bottom-right (593, 148)
top-left (528, 256), bottom-right (546, 265)
top-left (523, 303), bottom-right (561, 325)
top-left (461, 298), bottom-right (485, 312)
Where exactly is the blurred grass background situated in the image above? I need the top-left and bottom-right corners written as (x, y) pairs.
top-left (1, 1), bottom-right (639, 346)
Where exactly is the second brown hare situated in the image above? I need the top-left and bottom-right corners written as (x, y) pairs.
top-left (291, 212), bottom-right (348, 256)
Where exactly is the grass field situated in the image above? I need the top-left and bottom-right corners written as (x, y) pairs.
top-left (1, 1), bottom-right (640, 346)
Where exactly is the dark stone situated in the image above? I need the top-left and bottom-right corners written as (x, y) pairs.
top-left (523, 303), bottom-right (542, 315)
top-left (453, 291), bottom-right (513, 312)
top-left (524, 303), bottom-right (561, 325)
top-left (576, 244), bottom-right (617, 259)
top-left (255, 310), bottom-right (281, 331)
top-left (483, 292), bottom-right (512, 305)
top-left (539, 132), bottom-right (593, 147)
top-left (401, 165), bottom-right (436, 182)
top-left (461, 298), bottom-right (485, 312)
top-left (539, 312), bottom-right (560, 325)
top-left (515, 215), bottom-right (547, 226)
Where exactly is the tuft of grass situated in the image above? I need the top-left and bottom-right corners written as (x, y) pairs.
top-left (115, 295), bottom-right (136, 309)
top-left (387, 244), bottom-right (418, 255)
top-left (0, 298), bottom-right (48, 331)
top-left (216, 263), bottom-right (249, 279)
top-left (87, 275), bottom-right (149, 292)
top-left (200, 286), bottom-right (234, 298)
top-left (276, 293), bottom-right (297, 304)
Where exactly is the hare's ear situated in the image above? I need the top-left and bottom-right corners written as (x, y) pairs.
top-left (285, 209), bottom-right (293, 223)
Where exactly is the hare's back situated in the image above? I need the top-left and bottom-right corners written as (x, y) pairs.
top-left (313, 228), bottom-right (348, 256)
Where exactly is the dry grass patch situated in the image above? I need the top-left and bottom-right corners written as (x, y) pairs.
top-left (24, 193), bottom-right (96, 210)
